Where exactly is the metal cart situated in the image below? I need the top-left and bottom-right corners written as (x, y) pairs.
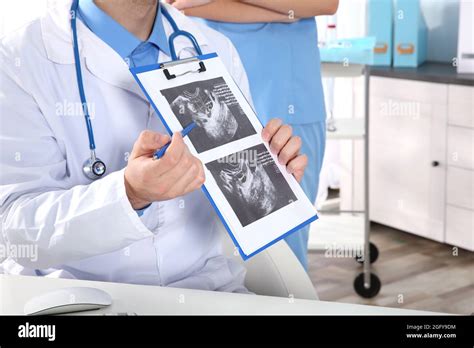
top-left (318, 62), bottom-right (381, 298)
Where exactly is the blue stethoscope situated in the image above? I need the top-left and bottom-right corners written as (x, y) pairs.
top-left (70, 0), bottom-right (203, 180)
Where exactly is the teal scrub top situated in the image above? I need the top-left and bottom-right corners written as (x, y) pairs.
top-left (204, 19), bottom-right (326, 125)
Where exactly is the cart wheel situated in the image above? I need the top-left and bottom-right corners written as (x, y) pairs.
top-left (353, 272), bottom-right (381, 298)
top-left (355, 242), bottom-right (379, 264)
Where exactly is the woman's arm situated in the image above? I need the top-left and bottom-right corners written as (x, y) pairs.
top-left (242, 0), bottom-right (339, 17)
top-left (167, 0), bottom-right (338, 21)
top-left (179, 1), bottom-right (295, 23)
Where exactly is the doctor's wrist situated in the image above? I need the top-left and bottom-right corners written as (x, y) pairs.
top-left (124, 175), bottom-right (151, 210)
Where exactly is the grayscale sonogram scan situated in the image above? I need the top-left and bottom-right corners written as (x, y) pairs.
top-left (206, 144), bottom-right (297, 227)
top-left (160, 77), bottom-right (256, 153)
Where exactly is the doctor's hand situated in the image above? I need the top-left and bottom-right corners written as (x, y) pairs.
top-left (124, 131), bottom-right (205, 210)
top-left (262, 118), bottom-right (308, 183)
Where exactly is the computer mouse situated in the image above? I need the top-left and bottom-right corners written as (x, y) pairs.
top-left (24, 287), bottom-right (112, 315)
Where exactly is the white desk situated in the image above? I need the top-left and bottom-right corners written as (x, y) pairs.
top-left (0, 275), bottom-right (442, 315)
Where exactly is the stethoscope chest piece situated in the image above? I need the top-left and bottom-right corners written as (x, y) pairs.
top-left (82, 154), bottom-right (106, 180)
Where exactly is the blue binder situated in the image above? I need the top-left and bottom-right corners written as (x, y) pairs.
top-left (393, 0), bottom-right (427, 67)
top-left (367, 0), bottom-right (393, 66)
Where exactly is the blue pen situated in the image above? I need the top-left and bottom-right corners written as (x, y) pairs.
top-left (153, 122), bottom-right (197, 160)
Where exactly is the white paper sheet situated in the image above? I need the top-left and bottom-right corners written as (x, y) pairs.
top-left (131, 54), bottom-right (318, 258)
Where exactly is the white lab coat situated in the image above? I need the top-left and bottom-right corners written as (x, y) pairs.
top-left (0, 1), bottom-right (251, 292)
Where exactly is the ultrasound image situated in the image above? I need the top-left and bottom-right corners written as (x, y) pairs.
top-left (160, 77), bottom-right (256, 153)
top-left (206, 144), bottom-right (297, 227)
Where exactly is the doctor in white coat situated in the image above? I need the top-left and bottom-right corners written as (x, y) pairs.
top-left (0, 0), bottom-right (308, 292)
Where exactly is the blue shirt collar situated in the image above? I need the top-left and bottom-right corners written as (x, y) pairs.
top-left (78, 0), bottom-right (170, 59)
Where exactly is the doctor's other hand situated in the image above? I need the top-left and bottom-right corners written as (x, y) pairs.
top-left (261, 118), bottom-right (308, 183)
top-left (124, 130), bottom-right (205, 210)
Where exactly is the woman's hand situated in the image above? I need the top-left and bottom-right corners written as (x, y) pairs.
top-left (262, 118), bottom-right (308, 182)
top-left (164, 0), bottom-right (213, 10)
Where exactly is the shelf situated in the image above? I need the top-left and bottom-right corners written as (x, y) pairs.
top-left (369, 62), bottom-right (474, 87)
top-left (326, 118), bottom-right (365, 140)
top-left (321, 62), bottom-right (366, 78)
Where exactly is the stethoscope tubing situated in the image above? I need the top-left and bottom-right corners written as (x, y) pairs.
top-left (71, 0), bottom-right (96, 151)
top-left (69, 0), bottom-right (203, 179)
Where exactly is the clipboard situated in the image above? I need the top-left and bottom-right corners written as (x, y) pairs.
top-left (130, 53), bottom-right (318, 260)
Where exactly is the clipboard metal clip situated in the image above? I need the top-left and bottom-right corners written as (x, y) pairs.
top-left (160, 57), bottom-right (207, 80)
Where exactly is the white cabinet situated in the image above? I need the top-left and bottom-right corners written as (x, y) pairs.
top-left (447, 167), bottom-right (474, 210)
top-left (445, 85), bottom-right (474, 251)
top-left (447, 126), bottom-right (474, 170)
top-left (446, 206), bottom-right (474, 251)
top-left (369, 77), bottom-right (447, 242)
top-left (447, 85), bottom-right (474, 128)
top-left (370, 78), bottom-right (473, 251)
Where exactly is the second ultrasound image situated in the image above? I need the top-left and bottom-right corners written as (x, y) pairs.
top-left (206, 144), bottom-right (297, 227)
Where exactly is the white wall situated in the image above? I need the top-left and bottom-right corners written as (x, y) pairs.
top-left (0, 0), bottom-right (48, 38)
